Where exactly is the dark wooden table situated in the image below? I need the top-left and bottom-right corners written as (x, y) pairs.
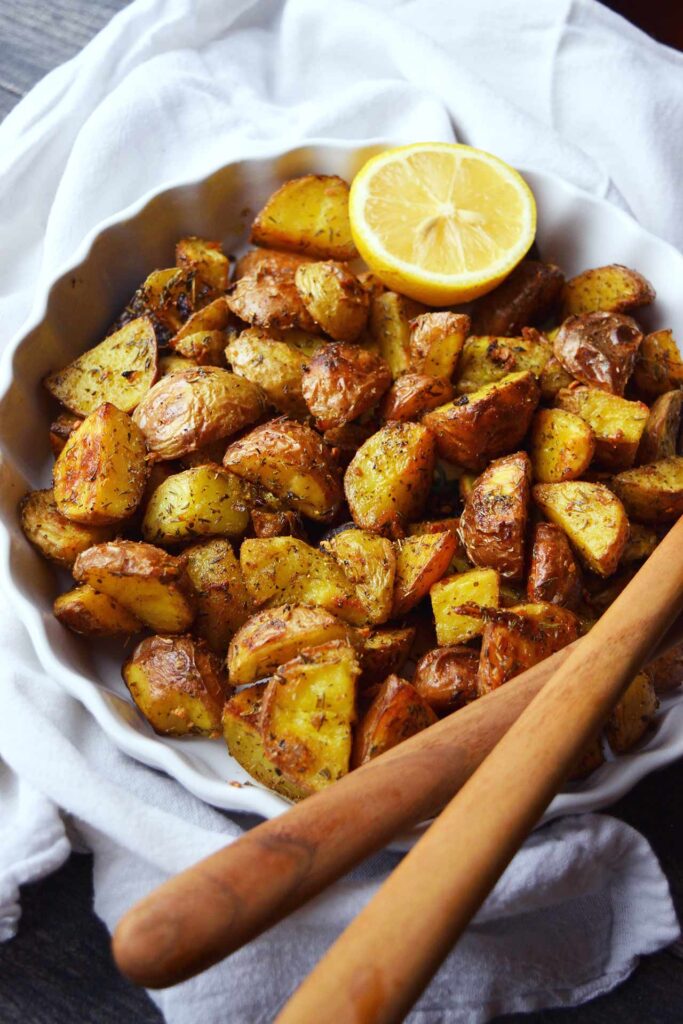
top-left (0, 2), bottom-right (681, 1022)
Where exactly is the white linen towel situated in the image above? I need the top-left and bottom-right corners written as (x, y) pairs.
top-left (1, 1), bottom-right (682, 1021)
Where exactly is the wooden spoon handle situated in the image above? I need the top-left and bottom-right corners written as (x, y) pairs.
top-left (275, 517), bottom-right (683, 1024)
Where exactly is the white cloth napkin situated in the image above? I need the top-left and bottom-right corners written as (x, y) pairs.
top-left (1, 0), bottom-right (682, 1021)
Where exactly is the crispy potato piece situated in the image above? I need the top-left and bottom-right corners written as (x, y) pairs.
top-left (170, 296), bottom-right (230, 341)
top-left (184, 539), bottom-right (252, 653)
top-left (413, 645), bottom-right (479, 713)
top-left (113, 268), bottom-right (218, 342)
top-left (227, 604), bottom-right (351, 685)
top-left (611, 456), bottom-right (683, 522)
top-left (251, 509), bottom-right (306, 540)
top-left (73, 541), bottom-right (195, 632)
top-left (170, 331), bottom-right (226, 366)
top-left (19, 489), bottom-right (114, 569)
top-left (424, 371), bottom-right (540, 471)
top-left (409, 312), bottom-right (469, 378)
top-left (352, 675), bottom-right (437, 767)
top-left (632, 330), bottom-right (683, 400)
top-left (562, 265), bottom-right (655, 318)
top-left (637, 390), bottom-right (683, 465)
top-left (556, 387), bottom-right (648, 471)
top-left (381, 374), bottom-right (453, 422)
top-left (142, 465), bottom-right (250, 544)
top-left (470, 261), bottom-right (564, 336)
top-left (322, 529), bottom-right (396, 626)
top-left (605, 672), bottom-right (658, 753)
top-left (251, 175), bottom-right (356, 261)
top-left (539, 353), bottom-right (576, 401)
top-left (225, 328), bottom-right (313, 418)
top-left (261, 640), bottom-right (359, 792)
top-left (49, 412), bottom-right (82, 457)
top-left (53, 584), bottom-right (142, 637)
top-left (239, 537), bottom-right (366, 625)
top-left (234, 248), bottom-right (315, 281)
top-left (430, 568), bottom-right (500, 646)
top-left (553, 312), bottom-right (643, 395)
top-left (527, 522), bottom-right (582, 609)
top-left (158, 353), bottom-right (198, 377)
top-left (228, 257), bottom-right (319, 332)
top-left (620, 523), bottom-right (658, 565)
top-left (345, 421), bottom-right (436, 538)
top-left (122, 634), bottom-right (230, 738)
top-left (52, 404), bottom-right (148, 526)
top-left (407, 517), bottom-right (470, 573)
top-left (646, 640), bottom-right (683, 693)
top-left (369, 292), bottom-right (427, 379)
top-left (478, 602), bottom-right (580, 695)
top-left (460, 452), bottom-right (531, 579)
top-left (454, 331), bottom-right (551, 395)
top-left (533, 481), bottom-right (629, 575)
top-left (222, 685), bottom-right (308, 801)
top-left (45, 317), bottom-right (157, 416)
top-left (302, 342), bottom-right (391, 430)
top-left (175, 237), bottom-right (230, 291)
top-left (224, 417), bottom-right (342, 521)
top-left (392, 531), bottom-right (457, 617)
top-left (357, 627), bottom-right (415, 687)
top-left (295, 262), bottom-right (369, 342)
top-left (530, 408), bottom-right (595, 482)
top-left (133, 367), bottom-right (266, 460)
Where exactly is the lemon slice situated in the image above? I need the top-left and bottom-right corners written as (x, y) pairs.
top-left (349, 142), bottom-right (536, 306)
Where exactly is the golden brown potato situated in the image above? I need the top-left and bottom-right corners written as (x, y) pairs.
top-left (530, 407), bottom-right (595, 482)
top-left (381, 374), bottom-right (453, 422)
top-left (261, 640), bottom-right (359, 792)
top-left (170, 296), bottom-right (230, 342)
top-left (295, 261), bottom-right (369, 342)
top-left (234, 248), bottom-right (315, 281)
top-left (352, 675), bottom-right (436, 767)
top-left (250, 175), bottom-right (357, 261)
top-left (228, 255), bottom-right (319, 332)
top-left (562, 265), bottom-right (655, 318)
top-left (460, 452), bottom-right (531, 579)
top-left (301, 342), bottom-right (391, 429)
top-left (369, 291), bottom-right (427, 379)
top-left (478, 602), bottom-right (580, 695)
top-left (73, 541), bottom-right (195, 632)
top-left (620, 523), bottom-right (658, 565)
top-left (175, 237), bottom-right (230, 292)
top-left (169, 331), bottom-right (226, 366)
top-left (533, 481), bottom-right (629, 576)
top-left (637, 390), bottom-right (683, 465)
top-left (239, 537), bottom-right (366, 625)
top-left (357, 627), bottom-right (415, 687)
top-left (184, 538), bottom-right (252, 653)
top-left (250, 509), bottom-right (306, 540)
top-left (48, 412), bottom-right (82, 457)
top-left (52, 404), bottom-right (148, 526)
top-left (539, 353), bottom-right (576, 401)
top-left (605, 671), bottom-right (658, 754)
top-left (391, 531), bottom-right (456, 617)
top-left (555, 387), bottom-right (648, 471)
top-left (553, 312), bottom-right (643, 395)
top-left (19, 489), bottom-right (114, 569)
top-left (225, 327), bottom-right (318, 418)
top-left (224, 417), bottom-right (342, 521)
top-left (412, 645), bottom-right (479, 714)
top-left (322, 422), bottom-right (375, 467)
top-left (470, 261), bottom-right (564, 336)
top-left (632, 330), bottom-right (683, 400)
top-left (423, 371), bottom-right (540, 471)
top-left (611, 456), bottom-right (683, 522)
top-left (344, 421), bottom-right (436, 538)
top-left (645, 640), bottom-right (683, 693)
top-left (430, 567), bottom-right (500, 646)
top-left (142, 465), bottom-right (250, 544)
top-left (44, 317), bottom-right (158, 416)
top-left (407, 517), bottom-right (470, 573)
top-left (526, 522), bottom-right (582, 609)
top-left (53, 584), bottom-right (142, 636)
top-left (227, 604), bottom-right (351, 685)
top-left (133, 367), bottom-right (266, 460)
top-left (322, 529), bottom-right (396, 626)
top-left (409, 312), bottom-right (469, 379)
top-left (454, 330), bottom-right (551, 395)
top-left (157, 353), bottom-right (198, 377)
top-left (122, 634), bottom-right (230, 738)
top-left (113, 267), bottom-right (218, 342)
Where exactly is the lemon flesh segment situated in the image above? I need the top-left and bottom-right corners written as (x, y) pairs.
top-left (349, 143), bottom-right (537, 306)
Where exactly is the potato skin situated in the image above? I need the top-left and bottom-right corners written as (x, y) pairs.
top-left (478, 603), bottom-right (580, 695)
top-left (526, 522), bottom-right (582, 610)
top-left (142, 465), bottom-right (250, 544)
top-left (302, 342), bottom-right (391, 430)
top-left (412, 645), bottom-right (479, 714)
top-left (357, 627), bottom-right (415, 687)
top-left (250, 175), bottom-right (357, 261)
top-left (381, 374), bottom-right (453, 422)
top-left (113, 267), bottom-right (218, 343)
top-left (184, 538), bottom-right (252, 653)
top-left (53, 584), bottom-right (142, 637)
top-left (460, 452), bottom-right (531, 579)
top-left (19, 489), bottom-right (114, 569)
top-left (530, 407), bottom-right (595, 482)
top-left (562, 264), bottom-right (655, 318)
top-left (533, 481), bottom-right (629, 576)
top-left (295, 262), bottom-right (369, 342)
top-left (49, 412), bottom-right (82, 457)
top-left (251, 509), bottom-right (307, 540)
top-left (553, 312), bottom-right (643, 395)
top-left (225, 327), bottom-right (314, 418)
top-left (470, 261), bottom-right (564, 336)
top-left (632, 330), bottom-right (683, 400)
top-left (352, 675), bottom-right (437, 767)
top-left (409, 312), bottom-right (469, 378)
top-left (228, 256), bottom-right (319, 332)
top-left (637, 390), bottom-right (683, 465)
top-left (611, 456), bottom-right (683, 522)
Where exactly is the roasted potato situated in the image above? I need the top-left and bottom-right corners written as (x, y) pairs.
top-left (412, 645), bottom-right (479, 713)
top-left (555, 387), bottom-right (648, 470)
top-left (381, 374), bottom-right (453, 422)
top-left (539, 353), bottom-right (576, 401)
top-left (170, 295), bottom-right (230, 341)
top-left (142, 465), bottom-right (250, 544)
top-left (45, 317), bottom-right (158, 416)
top-left (73, 541), bottom-right (195, 632)
top-left (251, 509), bottom-right (306, 540)
top-left (122, 634), bottom-right (230, 737)
top-left (157, 353), bottom-right (198, 377)
top-left (261, 640), bottom-right (359, 792)
top-left (460, 452), bottom-right (531, 579)
top-left (301, 342), bottom-right (391, 430)
top-left (53, 584), bottom-right (142, 636)
top-left (234, 248), bottom-right (315, 281)
top-left (470, 261), bottom-right (564, 336)
top-left (113, 267), bottom-right (217, 342)
top-left (632, 330), bottom-right (683, 400)
top-left (526, 522), bottom-right (582, 610)
top-left (352, 675), bottom-right (437, 767)
top-left (175, 237), bottom-right (230, 292)
top-left (322, 422), bottom-right (375, 467)
top-left (409, 312), bottom-right (469, 378)
top-left (562, 265), bottom-right (655, 318)
top-left (357, 627), bottom-right (415, 687)
top-left (611, 456), bottom-right (683, 522)
top-left (344, 421), bottom-right (436, 538)
top-left (478, 602), bottom-right (580, 695)
top-left (430, 567), bottom-right (500, 645)
top-left (645, 639), bottom-right (683, 693)
top-left (369, 291), bottom-right (427, 378)
top-left (224, 417), bottom-right (342, 521)
top-left (19, 489), bottom-right (114, 569)
top-left (225, 327), bottom-right (317, 418)
top-left (250, 175), bottom-right (357, 261)
top-left (530, 408), bottom-right (595, 482)
top-left (454, 331), bottom-right (550, 395)
top-left (322, 529), bottom-right (396, 626)
top-left (169, 331), bottom-right (226, 366)
top-left (48, 412), bottom-right (82, 457)
top-left (620, 523), bottom-right (658, 565)
top-left (605, 671), bottom-right (658, 753)
top-left (553, 312), bottom-right (643, 395)
top-left (423, 370), bottom-right (540, 471)
top-left (407, 517), bottom-right (470, 573)
top-left (184, 538), bottom-right (252, 653)
top-left (228, 255), bottom-right (318, 332)
top-left (133, 367), bottom-right (266, 460)
top-left (392, 531), bottom-right (457, 616)
top-left (533, 481), bottom-right (629, 575)
top-left (637, 390), bottom-right (683, 465)
top-left (295, 262), bottom-right (369, 342)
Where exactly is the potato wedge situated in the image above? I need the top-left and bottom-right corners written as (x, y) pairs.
top-left (533, 481), bottom-right (629, 575)
top-left (295, 262), bottom-right (369, 342)
top-left (142, 465), bottom-right (250, 544)
top-left (637, 390), bottom-right (683, 465)
top-left (352, 675), bottom-right (436, 767)
top-left (369, 291), bottom-right (427, 379)
top-left (122, 634), bottom-right (230, 737)
top-left (251, 509), bottom-right (306, 540)
top-left (526, 522), bottom-right (582, 609)
top-left (470, 261), bottom-right (564, 336)
top-left (251, 175), bottom-right (356, 261)
top-left (454, 331), bottom-right (551, 395)
top-left (357, 627), bottom-right (415, 687)
top-left (539, 353), bottom-right (575, 401)
top-left (48, 412), bottom-right (82, 457)
top-left (530, 407), bottom-right (595, 482)
top-left (73, 541), bottom-right (195, 632)
top-left (53, 404), bottom-right (148, 526)
top-left (409, 312), bottom-right (469, 378)
top-left (645, 640), bottom-right (683, 693)
top-left (224, 417), bottom-right (342, 521)
top-left (322, 529), bottom-right (396, 626)
top-left (175, 237), bottom-right (230, 292)
top-left (113, 267), bottom-right (217, 342)
top-left (170, 296), bottom-right (230, 342)
top-left (412, 645), bottom-right (479, 713)
top-left (553, 312), bottom-right (642, 395)
top-left (302, 342), bottom-right (391, 430)
top-left (53, 584), bottom-right (142, 636)
top-left (261, 640), bottom-right (359, 792)
top-left (555, 387), bottom-right (648, 471)
top-left (381, 374), bottom-right (453, 422)
top-left (407, 517), bottom-right (470, 573)
top-left (562, 264), bottom-right (655, 318)
top-left (478, 602), bottom-right (580, 695)
top-left (460, 452), bottom-right (531, 578)
top-left (430, 567), bottom-right (500, 646)
top-left (632, 330), bottom-right (683, 400)
top-left (611, 456), bottom-right (683, 522)
top-left (45, 317), bottom-right (158, 416)
top-left (423, 371), bottom-right (540, 471)
top-left (184, 538), bottom-right (252, 653)
top-left (169, 330), bottom-right (226, 366)
top-left (344, 421), bottom-right (436, 538)
top-left (19, 489), bottom-right (114, 569)
top-left (133, 367), bottom-right (266, 460)
top-left (225, 327), bottom-right (315, 418)
top-left (605, 671), bottom-right (658, 754)
top-left (392, 531), bottom-right (456, 617)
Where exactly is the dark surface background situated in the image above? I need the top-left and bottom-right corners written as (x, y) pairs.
top-left (1, 1), bottom-right (682, 1022)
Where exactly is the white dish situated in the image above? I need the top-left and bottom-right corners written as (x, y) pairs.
top-left (1, 139), bottom-right (682, 830)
